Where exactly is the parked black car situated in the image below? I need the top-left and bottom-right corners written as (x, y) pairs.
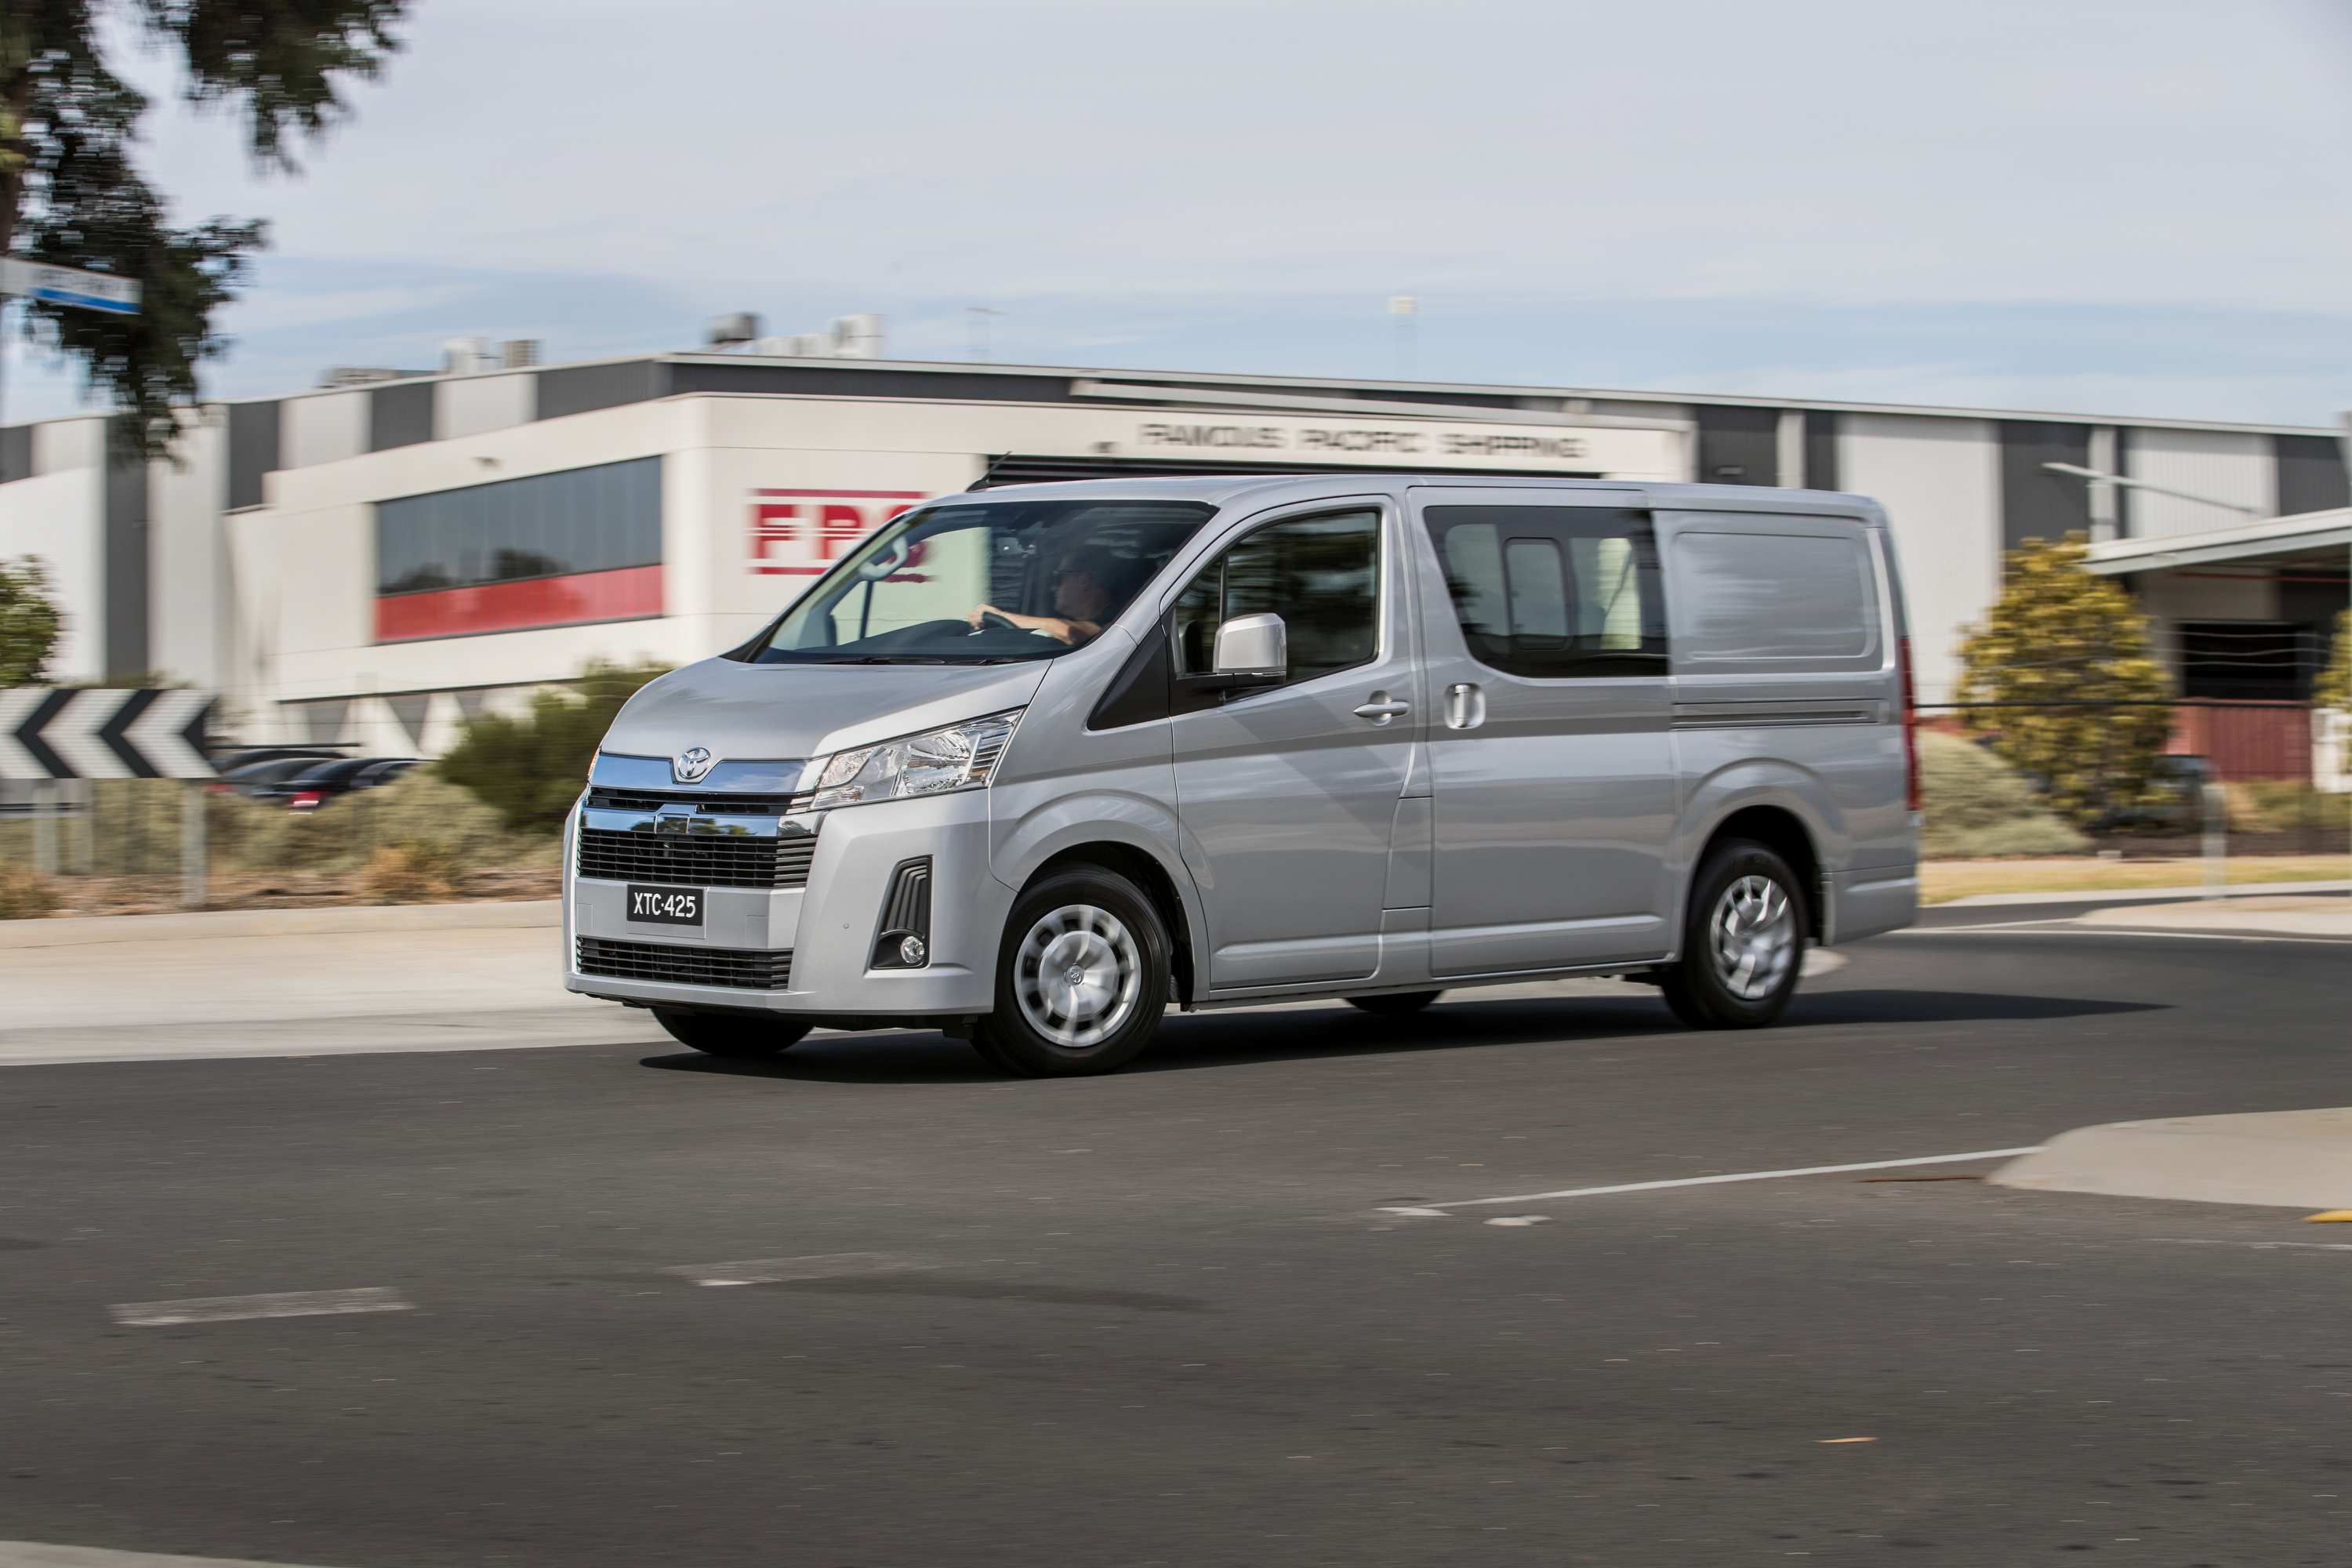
top-left (216, 756), bottom-right (337, 798)
top-left (269, 756), bottom-right (420, 811)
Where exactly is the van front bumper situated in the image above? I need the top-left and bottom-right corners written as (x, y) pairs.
top-left (562, 789), bottom-right (1010, 1019)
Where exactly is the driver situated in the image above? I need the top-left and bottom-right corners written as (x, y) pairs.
top-left (966, 545), bottom-right (1136, 646)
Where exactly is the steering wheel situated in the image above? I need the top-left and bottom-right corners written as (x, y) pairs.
top-left (972, 610), bottom-right (1020, 634)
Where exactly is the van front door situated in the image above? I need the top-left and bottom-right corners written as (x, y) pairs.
top-left (1409, 488), bottom-right (1678, 975)
top-left (1169, 505), bottom-right (1417, 989)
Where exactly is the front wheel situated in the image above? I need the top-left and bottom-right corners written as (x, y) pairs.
top-left (653, 1008), bottom-right (811, 1058)
top-left (1657, 840), bottom-right (1807, 1029)
top-left (972, 867), bottom-right (1171, 1076)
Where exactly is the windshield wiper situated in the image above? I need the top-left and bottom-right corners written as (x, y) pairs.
top-left (818, 655), bottom-right (956, 665)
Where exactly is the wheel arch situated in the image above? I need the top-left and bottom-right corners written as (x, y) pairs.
top-left (996, 803), bottom-right (1205, 1005)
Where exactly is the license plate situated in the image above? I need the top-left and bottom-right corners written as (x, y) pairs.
top-left (626, 884), bottom-right (703, 927)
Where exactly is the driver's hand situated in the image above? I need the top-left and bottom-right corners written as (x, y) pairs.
top-left (965, 604), bottom-right (998, 629)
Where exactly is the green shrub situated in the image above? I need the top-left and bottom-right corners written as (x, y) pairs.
top-left (1956, 535), bottom-right (2174, 828)
top-left (437, 660), bottom-right (670, 834)
top-left (1918, 731), bottom-right (2089, 858)
top-left (0, 862), bottom-right (61, 919)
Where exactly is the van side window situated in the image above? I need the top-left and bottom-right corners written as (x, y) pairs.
top-left (1424, 506), bottom-right (1666, 677)
top-left (1671, 529), bottom-right (1877, 662)
top-left (1172, 510), bottom-right (1380, 687)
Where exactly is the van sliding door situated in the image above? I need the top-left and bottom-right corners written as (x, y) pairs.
top-left (1408, 488), bottom-right (1679, 975)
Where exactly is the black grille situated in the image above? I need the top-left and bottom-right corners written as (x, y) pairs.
top-left (586, 787), bottom-right (807, 815)
top-left (576, 937), bottom-right (792, 990)
top-left (576, 826), bottom-right (818, 889)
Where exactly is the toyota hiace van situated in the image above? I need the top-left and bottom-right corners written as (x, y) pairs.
top-left (566, 475), bottom-right (1920, 1074)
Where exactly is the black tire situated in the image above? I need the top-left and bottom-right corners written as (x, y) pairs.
top-left (972, 866), bottom-right (1172, 1077)
top-left (1347, 990), bottom-right (1444, 1017)
top-left (653, 1008), bottom-right (811, 1058)
top-left (1657, 839), bottom-right (1808, 1029)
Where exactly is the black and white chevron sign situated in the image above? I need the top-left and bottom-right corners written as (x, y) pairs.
top-left (0, 688), bottom-right (217, 780)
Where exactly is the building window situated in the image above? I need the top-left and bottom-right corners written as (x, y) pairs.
top-left (2177, 620), bottom-right (2310, 702)
top-left (375, 458), bottom-right (662, 641)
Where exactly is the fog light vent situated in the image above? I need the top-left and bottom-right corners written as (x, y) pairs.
top-left (871, 857), bottom-right (933, 969)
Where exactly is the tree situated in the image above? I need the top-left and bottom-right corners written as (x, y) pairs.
top-left (437, 662), bottom-right (673, 835)
top-left (2319, 608), bottom-right (2350, 713)
top-left (0, 554), bottom-right (63, 684)
top-left (1, 2), bottom-right (407, 458)
top-left (1956, 535), bottom-right (2175, 829)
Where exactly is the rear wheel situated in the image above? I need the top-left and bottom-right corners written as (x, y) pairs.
top-left (652, 1009), bottom-right (811, 1058)
top-left (1657, 839), bottom-right (1806, 1029)
top-left (1347, 990), bottom-right (1443, 1017)
top-left (972, 867), bottom-right (1171, 1076)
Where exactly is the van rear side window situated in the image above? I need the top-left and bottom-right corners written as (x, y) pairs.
top-left (1671, 530), bottom-right (1877, 662)
top-left (1423, 506), bottom-right (1666, 678)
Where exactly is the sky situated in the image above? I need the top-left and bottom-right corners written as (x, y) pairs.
top-left (9, 0), bottom-right (2352, 426)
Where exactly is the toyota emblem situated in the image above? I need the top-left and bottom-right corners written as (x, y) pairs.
top-left (671, 746), bottom-right (717, 784)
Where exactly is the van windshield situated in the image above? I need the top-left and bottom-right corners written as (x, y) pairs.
top-left (748, 497), bottom-right (1214, 665)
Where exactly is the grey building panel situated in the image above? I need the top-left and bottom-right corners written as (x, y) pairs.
top-left (2272, 434), bottom-right (2349, 518)
top-left (2113, 426), bottom-right (2132, 538)
top-left (535, 360), bottom-right (670, 421)
top-left (368, 379), bottom-right (435, 451)
top-left (103, 431), bottom-right (149, 678)
top-left (1802, 410), bottom-right (1839, 492)
top-left (663, 361), bottom-right (1081, 405)
top-left (1693, 405), bottom-right (1781, 486)
top-left (0, 424), bottom-right (32, 483)
top-left (226, 400), bottom-right (281, 510)
top-left (1997, 421), bottom-right (2093, 556)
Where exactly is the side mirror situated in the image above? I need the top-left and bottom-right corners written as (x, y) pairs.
top-left (1205, 612), bottom-right (1287, 688)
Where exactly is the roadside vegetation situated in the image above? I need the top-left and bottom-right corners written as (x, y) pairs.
top-left (1955, 535), bottom-right (2173, 828)
top-left (437, 660), bottom-right (669, 833)
top-left (1917, 731), bottom-right (2088, 858)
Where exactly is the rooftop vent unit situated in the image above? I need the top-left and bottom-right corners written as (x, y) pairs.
top-left (734, 314), bottom-right (886, 360)
top-left (706, 312), bottom-right (763, 348)
top-left (499, 339), bottom-right (542, 370)
top-left (441, 336), bottom-right (494, 375)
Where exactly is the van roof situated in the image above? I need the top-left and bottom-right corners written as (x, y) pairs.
top-left (968, 472), bottom-right (1882, 517)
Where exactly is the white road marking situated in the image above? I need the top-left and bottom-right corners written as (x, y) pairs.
top-left (1483, 1216), bottom-right (1552, 1227)
top-left (107, 1287), bottom-right (412, 1327)
top-left (1906, 924), bottom-right (2349, 945)
top-left (1405, 1148), bottom-right (2041, 1211)
top-left (0, 1545), bottom-right (345, 1568)
top-left (663, 1251), bottom-right (935, 1287)
top-left (2152, 1238), bottom-right (2352, 1254)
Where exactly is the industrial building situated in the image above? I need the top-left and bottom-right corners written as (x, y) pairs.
top-left (2, 329), bottom-right (2343, 773)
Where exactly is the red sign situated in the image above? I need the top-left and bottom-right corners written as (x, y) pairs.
top-left (750, 488), bottom-right (927, 576)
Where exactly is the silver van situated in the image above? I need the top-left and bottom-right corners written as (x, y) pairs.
top-left (565, 476), bottom-right (1920, 1075)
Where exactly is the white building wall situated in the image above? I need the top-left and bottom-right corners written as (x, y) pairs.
top-left (149, 411), bottom-right (231, 691)
top-left (2125, 428), bottom-right (2274, 537)
top-left (279, 390), bottom-right (369, 470)
top-left (1835, 413), bottom-right (2002, 705)
top-left (2, 419), bottom-right (106, 681)
top-left (437, 372), bottom-right (535, 440)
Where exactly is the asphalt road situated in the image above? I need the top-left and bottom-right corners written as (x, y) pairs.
top-left (3, 922), bottom-right (2350, 1567)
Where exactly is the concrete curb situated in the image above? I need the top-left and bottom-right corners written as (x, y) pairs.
top-left (1938, 878), bottom-right (2351, 909)
top-left (3, 898), bottom-right (562, 949)
top-left (2075, 896), bottom-right (2352, 938)
top-left (1991, 1109), bottom-right (2352, 1210)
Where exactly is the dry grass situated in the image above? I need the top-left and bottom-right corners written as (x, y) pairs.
top-left (0, 862), bottom-right (60, 919)
top-left (1922, 853), bottom-right (2350, 904)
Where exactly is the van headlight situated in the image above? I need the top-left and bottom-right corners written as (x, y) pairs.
top-left (800, 710), bottom-right (1022, 811)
